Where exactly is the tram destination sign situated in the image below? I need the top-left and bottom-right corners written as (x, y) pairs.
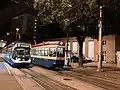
top-left (20, 44), bottom-right (30, 48)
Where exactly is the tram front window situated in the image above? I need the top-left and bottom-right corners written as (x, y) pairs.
top-left (15, 48), bottom-right (30, 56)
top-left (57, 48), bottom-right (64, 57)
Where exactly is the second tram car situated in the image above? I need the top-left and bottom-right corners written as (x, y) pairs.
top-left (3, 42), bottom-right (31, 67)
top-left (31, 41), bottom-right (65, 68)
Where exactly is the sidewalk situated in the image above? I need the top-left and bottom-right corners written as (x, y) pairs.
top-left (71, 62), bottom-right (117, 69)
top-left (0, 73), bottom-right (23, 90)
top-left (0, 62), bottom-right (23, 90)
top-left (67, 62), bottom-right (120, 90)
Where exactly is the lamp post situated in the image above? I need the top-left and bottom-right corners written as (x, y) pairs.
top-left (63, 30), bottom-right (69, 69)
top-left (63, 28), bottom-right (72, 69)
top-left (16, 28), bottom-right (19, 40)
top-left (97, 5), bottom-right (103, 71)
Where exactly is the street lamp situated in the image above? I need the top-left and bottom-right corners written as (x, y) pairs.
top-left (7, 32), bottom-right (10, 36)
top-left (16, 28), bottom-right (19, 32)
top-left (16, 28), bottom-right (19, 40)
top-left (1, 40), bottom-right (3, 42)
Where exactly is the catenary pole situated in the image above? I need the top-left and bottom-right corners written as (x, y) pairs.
top-left (97, 5), bottom-right (103, 71)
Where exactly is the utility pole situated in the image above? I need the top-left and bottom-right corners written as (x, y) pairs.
top-left (97, 5), bottom-right (103, 71)
top-left (63, 30), bottom-right (69, 69)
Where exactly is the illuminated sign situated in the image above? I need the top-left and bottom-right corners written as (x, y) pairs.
top-left (20, 44), bottom-right (30, 48)
top-left (59, 42), bottom-right (64, 45)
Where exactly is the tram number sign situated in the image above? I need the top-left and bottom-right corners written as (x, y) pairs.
top-left (20, 44), bottom-right (30, 48)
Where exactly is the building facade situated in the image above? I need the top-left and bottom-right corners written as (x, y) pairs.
top-left (11, 13), bottom-right (36, 41)
top-left (46, 35), bottom-right (120, 63)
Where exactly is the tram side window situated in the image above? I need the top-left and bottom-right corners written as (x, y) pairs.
top-left (57, 48), bottom-right (64, 57)
top-left (35, 49), bottom-right (38, 56)
top-left (32, 49), bottom-right (37, 55)
top-left (44, 48), bottom-right (49, 56)
top-left (40, 48), bottom-right (45, 56)
top-left (37, 49), bottom-right (41, 56)
top-left (49, 48), bottom-right (56, 57)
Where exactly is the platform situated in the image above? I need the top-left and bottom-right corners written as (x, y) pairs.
top-left (0, 58), bottom-right (23, 90)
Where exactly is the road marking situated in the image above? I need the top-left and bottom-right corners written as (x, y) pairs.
top-left (4, 62), bottom-right (12, 75)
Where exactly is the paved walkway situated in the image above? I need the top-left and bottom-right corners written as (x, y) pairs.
top-left (0, 55), bottom-right (119, 90)
top-left (67, 62), bottom-right (120, 90)
top-left (0, 58), bottom-right (23, 90)
top-left (71, 62), bottom-right (117, 69)
top-left (0, 73), bottom-right (23, 90)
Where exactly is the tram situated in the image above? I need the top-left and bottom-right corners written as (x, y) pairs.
top-left (3, 41), bottom-right (31, 67)
top-left (31, 41), bottom-right (65, 68)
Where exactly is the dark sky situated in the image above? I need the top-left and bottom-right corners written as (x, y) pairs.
top-left (0, 0), bottom-right (36, 39)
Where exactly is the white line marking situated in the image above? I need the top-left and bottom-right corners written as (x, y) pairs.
top-left (4, 62), bottom-right (12, 75)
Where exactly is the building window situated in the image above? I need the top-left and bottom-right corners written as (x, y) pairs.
top-left (102, 51), bottom-right (107, 61)
top-left (102, 51), bottom-right (106, 55)
top-left (102, 40), bottom-right (106, 45)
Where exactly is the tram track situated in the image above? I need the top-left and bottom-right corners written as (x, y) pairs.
top-left (28, 65), bottom-right (120, 90)
top-left (19, 68), bottom-right (77, 90)
top-left (57, 70), bottom-right (120, 90)
top-left (71, 70), bottom-right (120, 84)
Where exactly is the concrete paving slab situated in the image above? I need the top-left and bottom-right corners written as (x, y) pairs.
top-left (0, 62), bottom-right (7, 73)
top-left (0, 74), bottom-right (23, 90)
top-left (0, 58), bottom-right (23, 90)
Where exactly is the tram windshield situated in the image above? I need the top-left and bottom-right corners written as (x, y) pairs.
top-left (49, 48), bottom-right (64, 57)
top-left (57, 48), bottom-right (64, 57)
top-left (14, 47), bottom-right (30, 55)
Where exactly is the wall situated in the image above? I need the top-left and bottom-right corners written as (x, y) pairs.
top-left (94, 39), bottom-right (99, 61)
top-left (94, 35), bottom-right (116, 63)
top-left (44, 35), bottom-right (117, 63)
top-left (115, 35), bottom-right (120, 63)
top-left (104, 35), bottom-right (115, 63)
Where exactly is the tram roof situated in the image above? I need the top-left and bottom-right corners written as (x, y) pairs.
top-left (6, 41), bottom-right (30, 48)
top-left (32, 41), bottom-right (65, 47)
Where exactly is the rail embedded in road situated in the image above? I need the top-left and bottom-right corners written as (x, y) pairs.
top-left (20, 68), bottom-right (77, 90)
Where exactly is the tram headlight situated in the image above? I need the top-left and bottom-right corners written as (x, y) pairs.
top-left (53, 62), bottom-right (56, 64)
top-left (17, 58), bottom-right (21, 61)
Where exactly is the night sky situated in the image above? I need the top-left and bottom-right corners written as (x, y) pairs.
top-left (0, 0), bottom-right (36, 39)
top-left (1, 0), bottom-right (120, 43)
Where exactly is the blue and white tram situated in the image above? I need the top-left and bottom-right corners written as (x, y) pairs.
top-left (31, 41), bottom-right (65, 68)
top-left (3, 42), bottom-right (31, 67)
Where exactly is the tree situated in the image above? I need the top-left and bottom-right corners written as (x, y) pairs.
top-left (33, 0), bottom-right (99, 67)
top-left (33, 0), bottom-right (114, 67)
